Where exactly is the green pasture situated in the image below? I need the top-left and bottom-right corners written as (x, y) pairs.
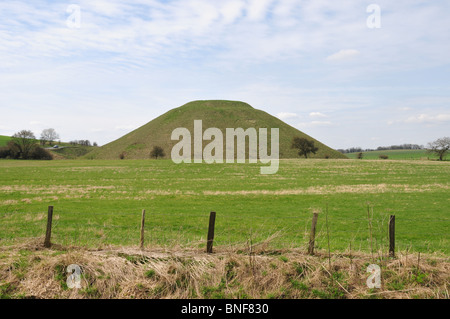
top-left (0, 159), bottom-right (448, 254)
top-left (0, 136), bottom-right (11, 147)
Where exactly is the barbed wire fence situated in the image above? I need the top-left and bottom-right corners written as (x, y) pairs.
top-left (0, 207), bottom-right (448, 257)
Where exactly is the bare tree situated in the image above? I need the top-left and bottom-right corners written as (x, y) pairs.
top-left (40, 128), bottom-right (60, 146)
top-left (11, 130), bottom-right (37, 159)
top-left (150, 146), bottom-right (165, 159)
top-left (291, 137), bottom-right (318, 158)
top-left (427, 137), bottom-right (450, 161)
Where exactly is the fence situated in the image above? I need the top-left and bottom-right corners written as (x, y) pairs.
top-left (0, 206), bottom-right (449, 256)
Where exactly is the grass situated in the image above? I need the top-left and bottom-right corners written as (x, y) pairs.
top-left (50, 146), bottom-right (96, 159)
top-left (347, 149), bottom-right (441, 161)
top-left (0, 158), bottom-right (448, 254)
top-left (3, 245), bottom-right (447, 299)
top-left (0, 136), bottom-right (11, 147)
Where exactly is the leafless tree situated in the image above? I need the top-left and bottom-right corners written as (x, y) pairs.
top-left (40, 128), bottom-right (60, 145)
top-left (427, 137), bottom-right (450, 161)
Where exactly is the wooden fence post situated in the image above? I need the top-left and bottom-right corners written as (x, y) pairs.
top-left (44, 206), bottom-right (54, 248)
top-left (389, 215), bottom-right (395, 257)
top-left (207, 211), bottom-right (216, 254)
top-left (308, 213), bottom-right (319, 255)
top-left (140, 209), bottom-right (146, 250)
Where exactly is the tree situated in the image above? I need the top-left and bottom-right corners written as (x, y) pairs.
top-left (427, 137), bottom-right (450, 161)
top-left (40, 128), bottom-right (60, 145)
top-left (11, 130), bottom-right (37, 159)
top-left (150, 146), bottom-right (165, 159)
top-left (291, 137), bottom-right (318, 158)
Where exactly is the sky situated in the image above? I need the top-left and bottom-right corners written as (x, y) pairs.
top-left (0, 0), bottom-right (449, 149)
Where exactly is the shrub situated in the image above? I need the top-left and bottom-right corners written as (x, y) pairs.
top-left (150, 146), bottom-right (165, 159)
top-left (30, 146), bottom-right (53, 160)
top-left (379, 155), bottom-right (388, 159)
top-left (357, 152), bottom-right (363, 159)
top-left (0, 147), bottom-right (11, 159)
top-left (7, 141), bottom-right (21, 159)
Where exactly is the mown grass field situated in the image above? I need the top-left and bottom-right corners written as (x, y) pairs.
top-left (347, 149), bottom-right (440, 160)
top-left (0, 159), bottom-right (448, 254)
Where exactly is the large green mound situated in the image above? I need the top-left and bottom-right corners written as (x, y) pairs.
top-left (87, 100), bottom-right (346, 160)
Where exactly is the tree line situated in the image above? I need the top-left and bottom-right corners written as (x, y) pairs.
top-left (69, 140), bottom-right (97, 147)
top-left (338, 144), bottom-right (424, 154)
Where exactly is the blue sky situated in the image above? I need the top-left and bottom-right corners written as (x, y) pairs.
top-left (0, 0), bottom-right (449, 149)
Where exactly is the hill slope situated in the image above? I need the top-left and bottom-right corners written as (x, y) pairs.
top-left (0, 135), bottom-right (11, 147)
top-left (87, 100), bottom-right (346, 160)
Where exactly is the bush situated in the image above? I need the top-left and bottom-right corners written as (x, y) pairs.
top-left (0, 147), bottom-right (11, 159)
top-left (30, 147), bottom-right (53, 160)
top-left (379, 155), bottom-right (388, 160)
top-left (6, 141), bottom-right (21, 159)
top-left (357, 152), bottom-right (364, 159)
top-left (150, 146), bottom-right (165, 159)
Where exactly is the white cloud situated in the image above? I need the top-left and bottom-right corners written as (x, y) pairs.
top-left (220, 1), bottom-right (245, 24)
top-left (405, 114), bottom-right (450, 124)
top-left (277, 112), bottom-right (298, 120)
top-left (309, 112), bottom-right (327, 118)
top-left (326, 49), bottom-right (360, 62)
top-left (298, 121), bottom-right (332, 128)
top-left (246, 0), bottom-right (274, 21)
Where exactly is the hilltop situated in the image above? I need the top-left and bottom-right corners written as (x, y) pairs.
top-left (86, 100), bottom-right (346, 160)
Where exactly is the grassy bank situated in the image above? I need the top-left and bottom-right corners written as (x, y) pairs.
top-left (0, 241), bottom-right (448, 299)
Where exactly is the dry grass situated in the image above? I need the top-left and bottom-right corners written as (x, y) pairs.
top-left (0, 239), bottom-right (448, 299)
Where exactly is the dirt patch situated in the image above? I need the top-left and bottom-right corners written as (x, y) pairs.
top-left (202, 183), bottom-right (450, 196)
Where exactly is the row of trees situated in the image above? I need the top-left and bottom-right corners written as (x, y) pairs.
top-left (376, 144), bottom-right (423, 151)
top-left (338, 144), bottom-right (424, 154)
top-left (69, 140), bottom-right (97, 147)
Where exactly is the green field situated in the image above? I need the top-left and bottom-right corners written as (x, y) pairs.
top-left (347, 149), bottom-right (440, 160)
top-left (0, 159), bottom-right (448, 254)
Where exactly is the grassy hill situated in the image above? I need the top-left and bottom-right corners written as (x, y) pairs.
top-left (50, 145), bottom-right (96, 159)
top-left (87, 100), bottom-right (346, 160)
top-left (0, 135), bottom-right (11, 147)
